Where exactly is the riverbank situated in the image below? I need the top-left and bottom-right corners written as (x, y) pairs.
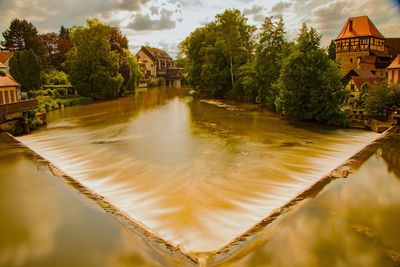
top-left (199, 99), bottom-right (262, 111)
top-left (200, 98), bottom-right (398, 133)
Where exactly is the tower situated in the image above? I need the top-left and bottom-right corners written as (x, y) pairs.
top-left (335, 16), bottom-right (392, 77)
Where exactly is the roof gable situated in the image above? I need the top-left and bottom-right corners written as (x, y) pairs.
top-left (344, 68), bottom-right (375, 82)
top-left (0, 74), bottom-right (19, 88)
top-left (0, 51), bottom-right (14, 64)
top-left (336, 16), bottom-right (384, 40)
top-left (388, 55), bottom-right (400, 69)
top-left (139, 46), bottom-right (173, 62)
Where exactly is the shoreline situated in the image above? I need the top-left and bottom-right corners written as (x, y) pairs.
top-left (200, 98), bottom-right (397, 133)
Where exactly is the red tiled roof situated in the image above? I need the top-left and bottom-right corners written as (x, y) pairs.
top-left (0, 74), bottom-right (19, 87)
top-left (336, 16), bottom-right (384, 40)
top-left (140, 46), bottom-right (173, 62)
top-left (388, 55), bottom-right (400, 69)
top-left (0, 51), bottom-right (14, 64)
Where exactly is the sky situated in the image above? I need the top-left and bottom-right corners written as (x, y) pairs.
top-left (0, 0), bottom-right (400, 58)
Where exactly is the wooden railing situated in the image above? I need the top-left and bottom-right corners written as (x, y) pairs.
top-left (0, 99), bottom-right (38, 116)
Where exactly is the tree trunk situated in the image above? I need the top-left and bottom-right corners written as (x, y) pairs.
top-left (229, 49), bottom-right (234, 89)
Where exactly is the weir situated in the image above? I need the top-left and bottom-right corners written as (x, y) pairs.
top-left (11, 88), bottom-right (397, 265)
top-left (7, 126), bottom-right (399, 266)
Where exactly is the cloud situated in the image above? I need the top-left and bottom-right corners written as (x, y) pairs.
top-left (149, 6), bottom-right (160, 15)
top-left (127, 8), bottom-right (176, 31)
top-left (312, 1), bottom-right (349, 37)
top-left (0, 0), bottom-right (150, 33)
top-left (253, 14), bottom-right (265, 22)
top-left (243, 5), bottom-right (263, 16)
top-left (309, 0), bottom-right (400, 43)
top-left (271, 1), bottom-right (292, 14)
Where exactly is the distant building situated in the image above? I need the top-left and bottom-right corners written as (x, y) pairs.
top-left (0, 62), bottom-right (20, 104)
top-left (335, 16), bottom-right (393, 77)
top-left (0, 51), bottom-right (14, 74)
top-left (135, 46), bottom-right (182, 88)
top-left (342, 69), bottom-right (381, 121)
top-left (0, 63), bottom-right (38, 134)
top-left (388, 54), bottom-right (400, 86)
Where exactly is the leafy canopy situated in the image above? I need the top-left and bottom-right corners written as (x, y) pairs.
top-left (275, 23), bottom-right (346, 125)
top-left (9, 49), bottom-right (42, 91)
top-left (63, 19), bottom-right (124, 99)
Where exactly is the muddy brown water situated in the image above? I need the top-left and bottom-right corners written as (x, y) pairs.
top-left (16, 87), bottom-right (379, 253)
top-left (3, 87), bottom-right (399, 266)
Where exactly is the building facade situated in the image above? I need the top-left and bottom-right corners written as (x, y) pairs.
top-left (0, 62), bottom-right (20, 104)
top-left (0, 63), bottom-right (38, 134)
top-left (388, 54), bottom-right (400, 86)
top-left (335, 16), bottom-right (393, 77)
top-left (135, 46), bottom-right (182, 88)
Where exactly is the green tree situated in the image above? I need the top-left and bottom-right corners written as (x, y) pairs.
top-left (42, 69), bottom-right (69, 85)
top-left (275, 23), bottom-right (346, 125)
top-left (59, 26), bottom-right (70, 40)
top-left (364, 81), bottom-right (400, 119)
top-left (2, 19), bottom-right (45, 60)
top-left (9, 49), bottom-right (42, 91)
top-left (126, 54), bottom-right (141, 92)
top-left (234, 62), bottom-right (257, 101)
top-left (179, 9), bottom-right (255, 99)
top-left (254, 17), bottom-right (288, 108)
top-left (328, 40), bottom-right (336, 60)
top-left (63, 19), bottom-right (123, 99)
top-left (108, 27), bottom-right (135, 95)
top-left (215, 9), bottom-right (256, 96)
top-left (180, 23), bottom-right (220, 97)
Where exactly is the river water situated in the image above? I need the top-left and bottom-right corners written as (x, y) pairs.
top-left (17, 87), bottom-right (379, 253)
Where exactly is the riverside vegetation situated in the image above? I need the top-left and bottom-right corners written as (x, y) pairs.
top-left (2, 18), bottom-right (142, 130)
top-left (179, 9), bottom-right (400, 126)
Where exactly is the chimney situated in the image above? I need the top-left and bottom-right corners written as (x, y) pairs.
top-left (349, 19), bottom-right (353, 32)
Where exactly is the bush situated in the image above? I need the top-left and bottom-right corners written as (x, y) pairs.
top-left (62, 97), bottom-right (94, 107)
top-left (53, 87), bottom-right (67, 97)
top-left (42, 70), bottom-right (69, 85)
top-left (27, 110), bottom-right (44, 130)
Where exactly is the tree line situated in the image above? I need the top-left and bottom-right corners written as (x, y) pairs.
top-left (1, 18), bottom-right (141, 99)
top-left (179, 9), bottom-right (347, 125)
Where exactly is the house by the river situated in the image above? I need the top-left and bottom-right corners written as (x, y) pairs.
top-left (0, 62), bottom-right (38, 134)
top-left (135, 46), bottom-right (183, 88)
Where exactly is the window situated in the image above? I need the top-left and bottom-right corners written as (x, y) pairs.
top-left (10, 90), bottom-right (15, 103)
top-left (350, 84), bottom-right (355, 91)
top-left (0, 91), bottom-right (3, 104)
top-left (4, 91), bottom-right (9, 104)
top-left (361, 38), bottom-right (368, 45)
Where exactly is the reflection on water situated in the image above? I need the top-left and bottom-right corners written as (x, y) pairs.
top-left (0, 134), bottom-right (193, 267)
top-left (224, 135), bottom-right (400, 267)
top-left (18, 87), bottom-right (379, 252)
